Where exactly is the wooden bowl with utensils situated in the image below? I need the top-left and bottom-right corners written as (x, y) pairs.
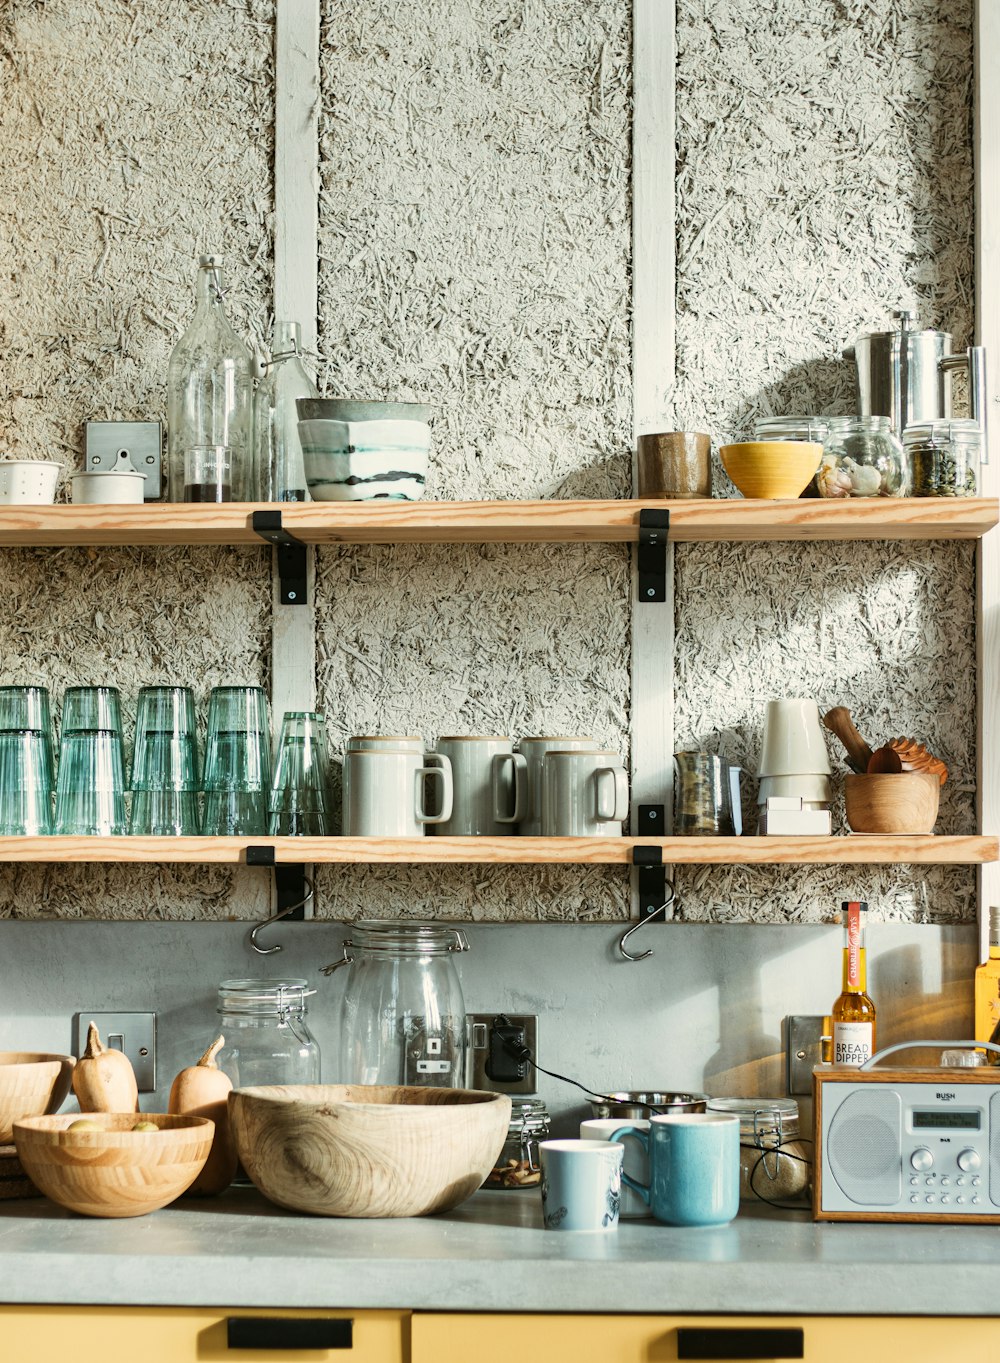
top-left (13, 1112), bottom-right (214, 1218)
top-left (844, 772), bottom-right (940, 835)
top-left (229, 1084), bottom-right (511, 1218)
top-left (0, 1053), bottom-right (75, 1144)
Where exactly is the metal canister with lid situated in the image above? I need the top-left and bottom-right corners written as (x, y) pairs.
top-left (485, 1098), bottom-right (550, 1189)
top-left (706, 1097), bottom-right (811, 1204)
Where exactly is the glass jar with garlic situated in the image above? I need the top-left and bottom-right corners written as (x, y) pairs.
top-left (815, 416), bottom-right (908, 498)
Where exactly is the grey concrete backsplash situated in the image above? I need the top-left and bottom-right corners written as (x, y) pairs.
top-left (0, 0), bottom-right (980, 928)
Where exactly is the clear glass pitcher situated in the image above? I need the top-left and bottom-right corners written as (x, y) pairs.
top-left (323, 921), bottom-right (470, 1087)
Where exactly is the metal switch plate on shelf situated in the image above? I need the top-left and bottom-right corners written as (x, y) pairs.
top-left (85, 421), bottom-right (163, 500)
top-left (468, 1013), bottom-right (538, 1095)
top-left (74, 1012), bottom-right (156, 1093)
top-left (786, 1014), bottom-right (828, 1096)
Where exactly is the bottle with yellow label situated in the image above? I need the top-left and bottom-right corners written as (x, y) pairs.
top-left (831, 900), bottom-right (876, 1066)
top-left (974, 907), bottom-right (1000, 1043)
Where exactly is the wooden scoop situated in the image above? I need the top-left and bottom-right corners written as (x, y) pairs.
top-left (822, 707), bottom-right (874, 774)
top-left (867, 745), bottom-right (903, 774)
top-left (888, 737), bottom-right (948, 786)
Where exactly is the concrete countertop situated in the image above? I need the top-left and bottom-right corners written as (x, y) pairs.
top-left (0, 1188), bottom-right (998, 1316)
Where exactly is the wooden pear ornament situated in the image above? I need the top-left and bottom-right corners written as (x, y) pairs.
top-left (71, 1021), bottom-right (139, 1114)
top-left (168, 1035), bottom-right (237, 1196)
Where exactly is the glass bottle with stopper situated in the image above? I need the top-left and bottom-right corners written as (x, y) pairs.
top-left (831, 900), bottom-right (876, 1067)
top-left (166, 254), bottom-right (253, 503)
top-left (254, 320), bottom-right (318, 502)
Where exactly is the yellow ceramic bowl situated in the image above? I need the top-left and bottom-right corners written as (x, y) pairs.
top-left (720, 441), bottom-right (823, 500)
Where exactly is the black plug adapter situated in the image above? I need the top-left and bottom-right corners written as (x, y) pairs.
top-left (485, 1015), bottom-right (530, 1084)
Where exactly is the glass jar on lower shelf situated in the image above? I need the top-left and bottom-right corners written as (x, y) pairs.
top-left (815, 416), bottom-right (908, 498)
top-left (484, 1098), bottom-right (550, 1189)
top-left (903, 420), bottom-right (981, 496)
top-left (706, 1097), bottom-right (811, 1204)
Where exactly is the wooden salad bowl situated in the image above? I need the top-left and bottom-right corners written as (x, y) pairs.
top-left (844, 771), bottom-right (940, 835)
top-left (229, 1084), bottom-right (512, 1218)
top-left (0, 1053), bottom-right (75, 1144)
top-left (13, 1112), bottom-right (214, 1218)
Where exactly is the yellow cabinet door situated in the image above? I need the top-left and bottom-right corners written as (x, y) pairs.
top-left (413, 1312), bottom-right (1000, 1363)
top-left (0, 1306), bottom-right (410, 1363)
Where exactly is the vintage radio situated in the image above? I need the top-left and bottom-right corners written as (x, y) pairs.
top-left (813, 1041), bottom-right (1000, 1223)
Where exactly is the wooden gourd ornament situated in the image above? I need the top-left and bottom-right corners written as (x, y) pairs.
top-left (71, 1021), bottom-right (139, 1114)
top-left (168, 1035), bottom-right (237, 1196)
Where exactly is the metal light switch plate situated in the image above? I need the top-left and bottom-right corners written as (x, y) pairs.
top-left (85, 421), bottom-right (163, 500)
top-left (74, 1012), bottom-right (156, 1093)
top-left (786, 1014), bottom-right (828, 1096)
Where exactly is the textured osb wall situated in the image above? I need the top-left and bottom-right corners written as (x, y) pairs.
top-left (672, 0), bottom-right (976, 923)
top-left (313, 0), bottom-right (633, 920)
top-left (0, 0), bottom-right (274, 919)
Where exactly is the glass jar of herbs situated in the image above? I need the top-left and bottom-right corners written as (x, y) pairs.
top-left (902, 420), bottom-right (981, 497)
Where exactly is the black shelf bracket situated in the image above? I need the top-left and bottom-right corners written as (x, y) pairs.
top-left (632, 817), bottom-right (666, 921)
top-left (245, 848), bottom-right (311, 955)
top-left (636, 507), bottom-right (670, 603)
top-left (251, 510), bottom-right (308, 606)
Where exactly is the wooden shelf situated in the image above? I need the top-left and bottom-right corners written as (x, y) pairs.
top-left (1, 834), bottom-right (994, 864)
top-left (0, 498), bottom-right (994, 546)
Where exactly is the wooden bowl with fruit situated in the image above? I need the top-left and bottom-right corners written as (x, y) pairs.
top-left (12, 1112), bottom-right (214, 1218)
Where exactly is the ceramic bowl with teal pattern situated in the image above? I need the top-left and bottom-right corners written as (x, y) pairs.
top-left (297, 399), bottom-right (432, 501)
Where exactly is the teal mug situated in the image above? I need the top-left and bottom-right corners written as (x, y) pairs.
top-left (610, 1113), bottom-right (740, 1227)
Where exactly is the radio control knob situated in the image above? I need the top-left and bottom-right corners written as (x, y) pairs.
top-left (910, 1147), bottom-right (934, 1172)
top-left (957, 1149), bottom-right (981, 1173)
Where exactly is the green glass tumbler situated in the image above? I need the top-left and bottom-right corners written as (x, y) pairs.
top-left (201, 686), bottom-right (271, 836)
top-left (130, 687), bottom-right (200, 792)
top-left (0, 730), bottom-right (55, 835)
top-left (0, 686), bottom-right (55, 792)
top-left (268, 712), bottom-right (331, 836)
top-left (54, 729), bottom-right (127, 836)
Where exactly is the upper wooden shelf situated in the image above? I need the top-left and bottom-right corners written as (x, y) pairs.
top-left (3, 834), bottom-right (994, 864)
top-left (0, 498), bottom-right (994, 547)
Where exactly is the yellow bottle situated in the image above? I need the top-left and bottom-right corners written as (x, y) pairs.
top-left (831, 900), bottom-right (876, 1067)
top-left (974, 907), bottom-right (1000, 1043)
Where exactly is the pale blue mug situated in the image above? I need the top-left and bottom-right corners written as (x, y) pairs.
top-left (610, 1113), bottom-right (740, 1227)
top-left (539, 1139), bottom-right (623, 1232)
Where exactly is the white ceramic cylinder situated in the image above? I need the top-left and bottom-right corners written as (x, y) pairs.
top-left (0, 460), bottom-right (61, 505)
top-left (756, 699), bottom-right (832, 777)
top-left (71, 471), bottom-right (145, 505)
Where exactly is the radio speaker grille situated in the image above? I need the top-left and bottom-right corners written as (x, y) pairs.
top-left (990, 1093), bottom-right (1000, 1207)
top-left (828, 1090), bottom-right (902, 1205)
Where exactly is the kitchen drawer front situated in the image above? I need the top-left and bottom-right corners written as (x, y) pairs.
top-left (0, 1306), bottom-right (409, 1362)
top-left (412, 1312), bottom-right (1000, 1362)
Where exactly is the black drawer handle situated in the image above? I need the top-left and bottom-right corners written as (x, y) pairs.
top-left (226, 1316), bottom-right (353, 1350)
top-left (677, 1326), bottom-right (804, 1360)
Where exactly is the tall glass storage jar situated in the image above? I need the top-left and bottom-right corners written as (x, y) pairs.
top-left (324, 921), bottom-right (470, 1087)
top-left (167, 255), bottom-right (253, 503)
top-left (215, 978), bottom-right (321, 1088)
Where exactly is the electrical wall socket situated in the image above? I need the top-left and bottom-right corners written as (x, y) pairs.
top-left (467, 1013), bottom-right (538, 1095)
top-left (74, 1012), bottom-right (156, 1093)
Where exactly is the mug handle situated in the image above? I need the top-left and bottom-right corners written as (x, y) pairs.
top-left (608, 1125), bottom-right (651, 1204)
top-left (492, 751), bottom-right (528, 824)
top-left (596, 765), bottom-right (629, 822)
top-left (416, 763), bottom-right (454, 824)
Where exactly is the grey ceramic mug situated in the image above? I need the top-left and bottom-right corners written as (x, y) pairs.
top-left (429, 737), bottom-right (527, 836)
top-left (342, 747), bottom-right (453, 837)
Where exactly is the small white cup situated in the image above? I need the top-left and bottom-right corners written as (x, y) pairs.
top-left (0, 460), bottom-right (60, 505)
top-left (541, 750), bottom-right (629, 836)
top-left (580, 1118), bottom-right (650, 1219)
top-left (342, 747), bottom-right (453, 837)
top-left (756, 699), bottom-right (832, 778)
top-left (539, 1138), bottom-right (623, 1232)
top-left (71, 471), bottom-right (145, 505)
top-left (516, 736), bottom-right (599, 836)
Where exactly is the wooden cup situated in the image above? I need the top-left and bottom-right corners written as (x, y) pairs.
top-left (637, 432), bottom-right (712, 499)
top-left (844, 772), bottom-right (940, 835)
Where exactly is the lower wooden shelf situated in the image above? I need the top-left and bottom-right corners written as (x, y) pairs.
top-left (0, 834), bottom-right (993, 864)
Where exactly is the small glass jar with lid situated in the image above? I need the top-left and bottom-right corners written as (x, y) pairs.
top-left (484, 1098), bottom-right (550, 1189)
top-left (815, 416), bottom-right (908, 498)
top-left (215, 978), bottom-right (321, 1088)
top-left (706, 1097), bottom-right (811, 1204)
top-left (903, 420), bottom-right (981, 497)
top-left (753, 416), bottom-right (831, 445)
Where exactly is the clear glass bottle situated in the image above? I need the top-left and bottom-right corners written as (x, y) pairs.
top-left (215, 978), bottom-right (321, 1088)
top-left (903, 419), bottom-right (982, 497)
top-left (167, 255), bottom-right (253, 503)
top-left (254, 321), bottom-right (318, 503)
top-left (815, 416), bottom-right (908, 498)
top-left (831, 900), bottom-right (876, 1066)
top-left (324, 921), bottom-right (470, 1087)
top-left (484, 1098), bottom-right (550, 1189)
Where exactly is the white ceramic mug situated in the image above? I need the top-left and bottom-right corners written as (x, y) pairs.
top-left (516, 736), bottom-right (599, 836)
top-left (429, 736), bottom-right (527, 837)
top-left (539, 1138), bottom-right (623, 1232)
top-left (342, 747), bottom-right (453, 837)
top-left (0, 460), bottom-right (60, 505)
top-left (756, 699), bottom-right (832, 778)
top-left (541, 750), bottom-right (629, 836)
top-left (579, 1118), bottom-right (650, 1219)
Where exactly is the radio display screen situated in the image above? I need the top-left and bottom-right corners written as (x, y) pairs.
top-left (912, 1110), bottom-right (981, 1130)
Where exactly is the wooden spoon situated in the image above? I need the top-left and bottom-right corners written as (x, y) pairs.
top-left (867, 744), bottom-right (903, 774)
top-left (822, 707), bottom-right (875, 774)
